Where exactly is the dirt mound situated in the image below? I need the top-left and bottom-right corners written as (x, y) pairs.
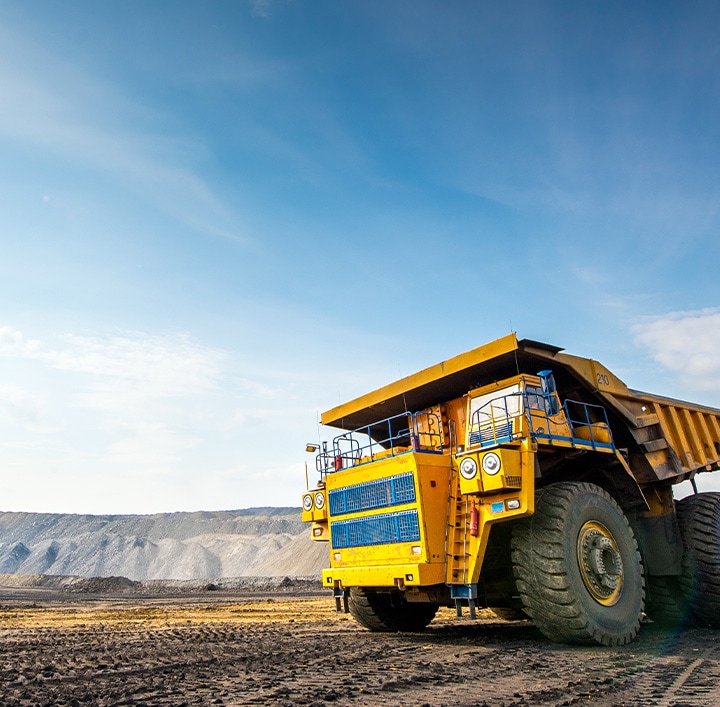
top-left (0, 508), bottom-right (323, 581)
top-left (62, 576), bottom-right (142, 594)
top-left (0, 573), bottom-right (324, 596)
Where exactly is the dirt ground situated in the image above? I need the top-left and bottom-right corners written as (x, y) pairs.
top-left (1, 585), bottom-right (720, 706)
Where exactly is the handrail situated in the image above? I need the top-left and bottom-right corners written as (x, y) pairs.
top-left (561, 399), bottom-right (614, 449)
top-left (316, 410), bottom-right (444, 474)
top-left (467, 392), bottom-right (523, 447)
top-left (466, 390), bottom-right (615, 451)
top-left (318, 389), bottom-right (616, 475)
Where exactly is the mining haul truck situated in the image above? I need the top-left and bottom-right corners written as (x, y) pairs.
top-left (301, 333), bottom-right (720, 646)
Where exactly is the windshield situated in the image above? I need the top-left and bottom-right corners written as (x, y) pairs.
top-left (467, 384), bottom-right (522, 448)
top-left (469, 385), bottom-right (521, 422)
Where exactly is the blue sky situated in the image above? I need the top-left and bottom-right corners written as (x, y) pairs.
top-left (1, 1), bottom-right (719, 513)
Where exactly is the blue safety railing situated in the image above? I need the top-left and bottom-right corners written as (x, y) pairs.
top-left (317, 388), bottom-right (615, 475)
top-left (316, 410), bottom-right (444, 475)
top-left (467, 392), bottom-right (524, 447)
top-left (467, 391), bottom-right (615, 451)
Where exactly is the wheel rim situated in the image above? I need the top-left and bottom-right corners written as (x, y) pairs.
top-left (577, 521), bottom-right (624, 606)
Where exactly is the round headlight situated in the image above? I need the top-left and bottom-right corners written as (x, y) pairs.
top-left (314, 492), bottom-right (325, 509)
top-left (459, 457), bottom-right (478, 480)
top-left (482, 452), bottom-right (501, 475)
top-left (302, 494), bottom-right (313, 511)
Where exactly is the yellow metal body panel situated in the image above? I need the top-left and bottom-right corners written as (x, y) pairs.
top-left (447, 441), bottom-right (535, 586)
top-left (547, 350), bottom-right (630, 397)
top-left (521, 344), bottom-right (720, 482)
top-left (322, 562), bottom-right (446, 589)
top-left (300, 488), bottom-right (328, 523)
top-left (310, 521), bottom-right (329, 541)
top-left (457, 446), bottom-right (524, 495)
top-left (612, 391), bottom-right (720, 481)
top-left (321, 333), bottom-right (519, 429)
top-left (324, 452), bottom-right (451, 582)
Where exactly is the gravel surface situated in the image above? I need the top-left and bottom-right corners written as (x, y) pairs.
top-left (1, 583), bottom-right (720, 706)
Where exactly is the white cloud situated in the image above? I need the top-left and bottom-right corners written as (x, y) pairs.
top-left (0, 384), bottom-right (44, 426)
top-left (0, 326), bottom-right (41, 355)
top-left (54, 332), bottom-right (224, 397)
top-left (0, 326), bottom-right (224, 405)
top-left (632, 308), bottom-right (720, 390)
top-left (0, 324), bottom-right (318, 512)
top-left (251, 0), bottom-right (273, 18)
top-left (0, 325), bottom-right (226, 467)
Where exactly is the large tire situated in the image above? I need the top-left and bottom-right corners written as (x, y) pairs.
top-left (347, 588), bottom-right (438, 632)
top-left (676, 492), bottom-right (720, 627)
top-left (511, 482), bottom-right (645, 646)
top-left (645, 575), bottom-right (690, 628)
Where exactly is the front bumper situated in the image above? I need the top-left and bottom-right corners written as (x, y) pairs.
top-left (321, 562), bottom-right (446, 589)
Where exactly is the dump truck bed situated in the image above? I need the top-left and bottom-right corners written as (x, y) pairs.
top-left (321, 334), bottom-right (720, 485)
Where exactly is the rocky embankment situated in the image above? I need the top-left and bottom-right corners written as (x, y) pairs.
top-left (0, 508), bottom-right (327, 581)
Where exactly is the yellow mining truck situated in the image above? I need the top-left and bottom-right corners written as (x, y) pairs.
top-left (301, 334), bottom-right (720, 645)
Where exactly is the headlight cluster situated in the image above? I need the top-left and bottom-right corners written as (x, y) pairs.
top-left (303, 491), bottom-right (326, 511)
top-left (459, 452), bottom-right (502, 479)
top-left (459, 457), bottom-right (478, 480)
top-left (481, 452), bottom-right (501, 475)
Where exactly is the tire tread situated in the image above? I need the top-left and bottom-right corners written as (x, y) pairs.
top-left (676, 492), bottom-right (720, 627)
top-left (347, 588), bottom-right (438, 632)
top-left (511, 482), bottom-right (644, 646)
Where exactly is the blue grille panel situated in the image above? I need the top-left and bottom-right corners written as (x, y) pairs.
top-left (329, 472), bottom-right (416, 516)
top-left (331, 509), bottom-right (421, 549)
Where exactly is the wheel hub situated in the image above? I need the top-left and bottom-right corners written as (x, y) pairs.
top-left (577, 521), bottom-right (624, 606)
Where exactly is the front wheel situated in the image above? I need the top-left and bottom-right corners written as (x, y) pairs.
top-left (511, 482), bottom-right (645, 646)
top-left (347, 588), bottom-right (438, 632)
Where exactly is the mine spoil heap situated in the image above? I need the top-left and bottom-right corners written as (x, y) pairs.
top-left (0, 508), bottom-right (327, 581)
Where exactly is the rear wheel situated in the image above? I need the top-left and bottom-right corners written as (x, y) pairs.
top-left (676, 492), bottom-right (720, 627)
top-left (347, 588), bottom-right (438, 632)
top-left (511, 482), bottom-right (644, 646)
top-left (645, 575), bottom-right (689, 627)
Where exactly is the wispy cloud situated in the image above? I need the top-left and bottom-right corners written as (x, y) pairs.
top-left (0, 326), bottom-right (224, 402)
top-left (0, 326), bottom-right (227, 471)
top-left (632, 308), bottom-right (720, 391)
top-left (0, 23), bottom-right (251, 246)
top-left (251, 0), bottom-right (274, 19)
top-left (0, 326), bottom-right (41, 355)
top-left (0, 384), bottom-right (44, 427)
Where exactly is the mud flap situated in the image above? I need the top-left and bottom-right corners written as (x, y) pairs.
top-left (333, 586), bottom-right (349, 613)
top-left (450, 584), bottom-right (477, 620)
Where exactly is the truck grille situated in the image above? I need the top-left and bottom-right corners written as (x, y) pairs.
top-left (331, 509), bottom-right (421, 549)
top-left (328, 472), bottom-right (416, 516)
top-left (469, 421), bottom-right (513, 446)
